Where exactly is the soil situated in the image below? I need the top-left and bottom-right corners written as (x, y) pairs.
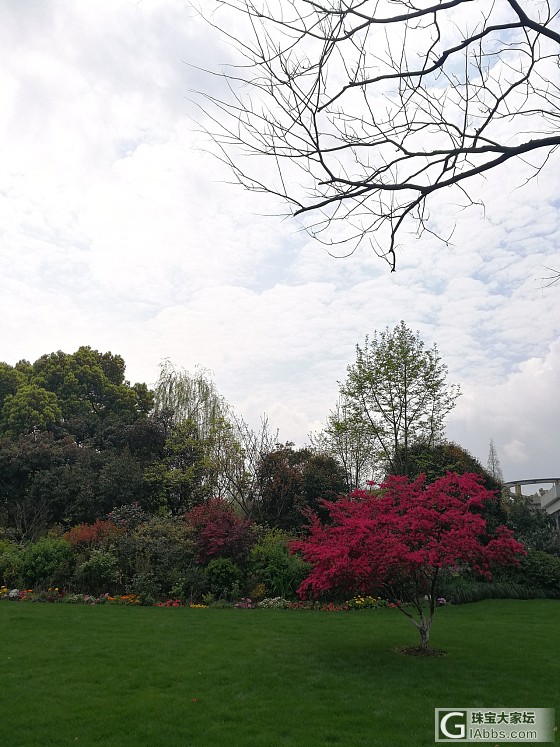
top-left (395, 645), bottom-right (447, 657)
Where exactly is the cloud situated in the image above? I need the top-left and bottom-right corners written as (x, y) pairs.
top-left (0, 0), bottom-right (559, 486)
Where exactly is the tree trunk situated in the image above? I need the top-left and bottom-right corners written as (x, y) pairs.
top-left (417, 617), bottom-right (432, 650)
top-left (418, 621), bottom-right (430, 649)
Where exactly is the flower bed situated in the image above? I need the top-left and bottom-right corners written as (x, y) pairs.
top-left (0, 586), bottom-right (395, 611)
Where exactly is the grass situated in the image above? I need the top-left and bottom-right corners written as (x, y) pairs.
top-left (0, 600), bottom-right (558, 746)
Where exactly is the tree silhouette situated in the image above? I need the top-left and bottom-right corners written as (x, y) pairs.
top-left (193, 0), bottom-right (560, 275)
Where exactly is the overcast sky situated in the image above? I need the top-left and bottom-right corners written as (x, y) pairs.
top-left (1, 0), bottom-right (559, 485)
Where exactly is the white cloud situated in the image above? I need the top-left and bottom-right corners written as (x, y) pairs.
top-left (0, 0), bottom-right (559, 486)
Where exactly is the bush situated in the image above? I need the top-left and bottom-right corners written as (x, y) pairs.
top-left (436, 578), bottom-right (556, 604)
top-left (19, 538), bottom-right (74, 588)
top-left (128, 571), bottom-right (160, 606)
top-left (250, 529), bottom-right (310, 599)
top-left (115, 517), bottom-right (196, 596)
top-left (72, 549), bottom-right (119, 596)
top-left (0, 540), bottom-right (23, 587)
top-left (107, 502), bottom-right (148, 530)
top-left (495, 550), bottom-right (560, 595)
top-left (206, 557), bottom-right (243, 600)
top-left (185, 499), bottom-right (256, 565)
top-left (64, 520), bottom-right (125, 551)
top-left (167, 563), bottom-right (208, 604)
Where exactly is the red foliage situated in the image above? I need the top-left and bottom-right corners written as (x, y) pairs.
top-left (291, 472), bottom-right (525, 601)
top-left (64, 519), bottom-right (124, 548)
top-left (184, 498), bottom-right (255, 564)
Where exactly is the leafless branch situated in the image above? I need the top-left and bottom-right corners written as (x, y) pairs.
top-left (189, 0), bottom-right (560, 271)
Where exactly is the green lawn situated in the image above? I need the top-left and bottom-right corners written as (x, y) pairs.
top-left (0, 600), bottom-right (558, 747)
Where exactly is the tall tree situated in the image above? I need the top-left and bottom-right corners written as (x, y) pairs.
top-left (193, 0), bottom-right (560, 276)
top-left (487, 439), bottom-right (504, 483)
top-left (340, 322), bottom-right (460, 476)
top-left (0, 384), bottom-right (62, 437)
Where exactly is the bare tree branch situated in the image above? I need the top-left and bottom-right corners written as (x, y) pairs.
top-left (190, 0), bottom-right (560, 271)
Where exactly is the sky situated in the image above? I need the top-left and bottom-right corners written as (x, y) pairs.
top-left (1, 0), bottom-right (559, 486)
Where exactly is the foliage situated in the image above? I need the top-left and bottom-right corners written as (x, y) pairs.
top-left (436, 577), bottom-right (557, 605)
top-left (393, 440), bottom-right (507, 531)
top-left (395, 441), bottom-right (501, 489)
top-left (18, 537), bottom-right (74, 589)
top-left (30, 346), bottom-right (152, 433)
top-left (0, 424), bottom-right (155, 538)
top-left (504, 494), bottom-right (560, 554)
top-left (143, 420), bottom-right (212, 514)
top-left (0, 384), bottom-right (62, 437)
top-left (107, 501), bottom-right (148, 530)
top-left (185, 498), bottom-right (256, 564)
top-left (0, 540), bottom-right (23, 587)
top-left (152, 361), bottom-right (239, 503)
top-left (292, 472), bottom-right (525, 649)
top-left (72, 549), bottom-right (120, 596)
top-left (205, 557), bottom-right (243, 599)
top-left (122, 517), bottom-right (197, 599)
top-left (495, 550), bottom-right (560, 596)
top-left (64, 520), bottom-right (125, 550)
top-left (127, 571), bottom-right (161, 606)
top-left (253, 443), bottom-right (346, 530)
top-left (249, 528), bottom-right (310, 599)
top-left (0, 347), bottom-right (157, 536)
top-left (340, 322), bottom-right (460, 478)
top-left (311, 397), bottom-right (377, 492)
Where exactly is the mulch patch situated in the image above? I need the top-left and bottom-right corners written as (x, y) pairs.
top-left (395, 645), bottom-right (447, 657)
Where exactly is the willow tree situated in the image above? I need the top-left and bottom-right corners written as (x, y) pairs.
top-left (340, 322), bottom-right (460, 475)
top-left (153, 361), bottom-right (278, 515)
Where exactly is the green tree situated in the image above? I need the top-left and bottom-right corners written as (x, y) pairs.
top-left (143, 421), bottom-right (212, 515)
top-left (340, 322), bottom-right (460, 477)
top-left (311, 396), bottom-right (377, 491)
top-left (31, 346), bottom-right (152, 439)
top-left (0, 384), bottom-right (62, 437)
top-left (0, 363), bottom-right (26, 410)
top-left (254, 443), bottom-right (346, 531)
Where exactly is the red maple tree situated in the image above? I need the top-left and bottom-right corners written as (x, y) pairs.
top-left (291, 472), bottom-right (525, 650)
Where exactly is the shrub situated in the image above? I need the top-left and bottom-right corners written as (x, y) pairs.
top-left (72, 549), bottom-right (119, 596)
top-left (64, 520), bottom-right (125, 550)
top-left (0, 540), bottom-right (23, 587)
top-left (205, 557), bottom-right (243, 600)
top-left (250, 528), bottom-right (310, 599)
top-left (185, 498), bottom-right (256, 565)
top-left (107, 502), bottom-right (148, 530)
top-left (19, 538), bottom-right (74, 588)
top-left (114, 517), bottom-right (196, 596)
top-left (128, 571), bottom-right (160, 606)
top-left (167, 564), bottom-right (208, 603)
top-left (436, 578), bottom-right (555, 604)
top-left (495, 550), bottom-right (560, 595)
